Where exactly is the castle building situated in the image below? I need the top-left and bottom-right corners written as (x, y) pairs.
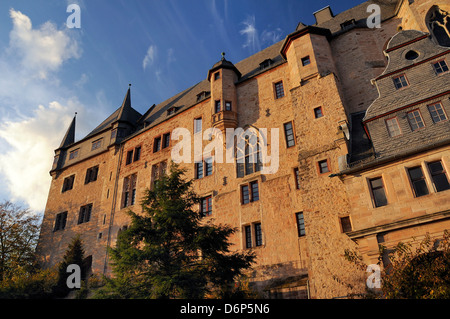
top-left (36, 0), bottom-right (450, 298)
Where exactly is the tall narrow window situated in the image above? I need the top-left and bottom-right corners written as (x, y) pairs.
top-left (408, 166), bottom-right (429, 197)
top-left (54, 212), bottom-right (68, 231)
top-left (428, 161), bottom-right (450, 192)
top-left (162, 133), bottom-right (171, 149)
top-left (151, 161), bottom-right (167, 189)
top-left (386, 117), bottom-right (402, 137)
top-left (393, 74), bottom-right (409, 89)
top-left (244, 225), bottom-right (252, 249)
top-left (250, 181), bottom-right (259, 202)
top-left (241, 185), bottom-right (250, 204)
top-left (153, 136), bottom-right (162, 152)
top-left (126, 150), bottom-right (133, 165)
top-left (225, 101), bottom-right (232, 111)
top-left (274, 81), bottom-right (285, 99)
top-left (200, 196), bottom-right (212, 217)
top-left (254, 223), bottom-right (263, 247)
top-left (369, 177), bottom-right (388, 207)
top-left (294, 167), bottom-right (301, 190)
top-left (314, 106), bottom-right (323, 119)
top-left (407, 109), bottom-right (425, 131)
top-left (205, 158), bottom-right (213, 177)
top-left (133, 146), bottom-right (141, 162)
top-left (194, 117), bottom-right (202, 134)
top-left (428, 102), bottom-right (447, 123)
top-left (122, 174), bottom-right (137, 208)
top-left (78, 204), bottom-right (92, 224)
top-left (215, 100), bottom-right (221, 113)
top-left (283, 121), bottom-right (295, 148)
top-left (236, 134), bottom-right (261, 177)
top-left (195, 161), bottom-right (204, 179)
top-left (295, 212), bottom-right (306, 237)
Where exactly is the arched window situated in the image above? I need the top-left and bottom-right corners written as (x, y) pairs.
top-left (235, 129), bottom-right (263, 178)
top-left (427, 6), bottom-right (450, 47)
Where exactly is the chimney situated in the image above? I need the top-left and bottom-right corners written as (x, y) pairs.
top-left (313, 6), bottom-right (334, 25)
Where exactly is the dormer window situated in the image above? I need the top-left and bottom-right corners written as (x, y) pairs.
top-left (393, 74), bottom-right (409, 89)
top-left (259, 59), bottom-right (273, 70)
top-left (167, 107), bottom-right (176, 115)
top-left (196, 91), bottom-right (210, 102)
top-left (433, 59), bottom-right (449, 74)
top-left (340, 19), bottom-right (355, 30)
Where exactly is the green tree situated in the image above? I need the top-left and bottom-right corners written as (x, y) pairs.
top-left (53, 235), bottom-right (85, 297)
top-left (0, 201), bottom-right (40, 283)
top-left (96, 163), bottom-right (255, 299)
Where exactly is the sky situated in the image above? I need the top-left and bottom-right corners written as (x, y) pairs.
top-left (0, 0), bottom-right (367, 215)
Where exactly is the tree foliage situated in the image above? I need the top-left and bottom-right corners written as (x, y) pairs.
top-left (345, 230), bottom-right (450, 299)
top-left (96, 163), bottom-right (256, 299)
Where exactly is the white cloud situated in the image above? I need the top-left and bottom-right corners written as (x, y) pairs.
top-left (8, 8), bottom-right (81, 79)
top-left (261, 28), bottom-right (283, 45)
top-left (143, 45), bottom-right (157, 70)
top-left (0, 9), bottom-right (91, 214)
top-left (0, 100), bottom-right (81, 212)
top-left (239, 15), bottom-right (261, 53)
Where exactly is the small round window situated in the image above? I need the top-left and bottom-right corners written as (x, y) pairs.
top-left (405, 50), bottom-right (419, 60)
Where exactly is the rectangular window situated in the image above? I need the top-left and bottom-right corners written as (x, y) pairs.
top-left (225, 101), bottom-right (232, 111)
top-left (301, 56), bottom-right (310, 66)
top-left (250, 181), bottom-right (259, 202)
top-left (241, 185), bottom-right (250, 204)
top-left (314, 106), bottom-right (323, 119)
top-left (194, 117), bottom-right (202, 134)
top-left (111, 129), bottom-right (117, 140)
top-left (122, 174), bottom-right (137, 208)
top-left (407, 109), bottom-right (425, 131)
top-left (428, 102), bottom-right (447, 123)
top-left (163, 133), bottom-right (171, 149)
top-left (386, 117), bottom-right (402, 137)
top-left (318, 159), bottom-right (330, 174)
top-left (153, 136), bottom-right (162, 152)
top-left (433, 60), bottom-right (449, 74)
top-left (254, 223), bottom-right (263, 247)
top-left (151, 161), bottom-right (167, 189)
top-left (91, 138), bottom-right (103, 151)
top-left (78, 204), bottom-right (92, 224)
top-left (69, 149), bottom-right (79, 160)
top-left (214, 71), bottom-right (220, 81)
top-left (134, 146), bottom-right (141, 162)
top-left (244, 225), bottom-right (252, 249)
top-left (428, 161), bottom-right (450, 192)
top-left (195, 161), bottom-right (204, 179)
top-left (340, 216), bottom-right (352, 233)
top-left (408, 166), bottom-right (429, 197)
top-left (283, 121), bottom-right (295, 148)
top-left (205, 158), bottom-right (213, 177)
top-left (54, 211), bottom-right (67, 231)
top-left (200, 196), bottom-right (212, 217)
top-left (215, 100), bottom-right (221, 113)
top-left (393, 74), bottom-right (409, 89)
top-left (126, 150), bottom-right (133, 165)
top-left (62, 175), bottom-right (75, 192)
top-left (294, 167), bottom-right (301, 190)
top-left (295, 212), bottom-right (306, 237)
top-left (85, 166), bottom-right (99, 184)
top-left (274, 81), bottom-right (285, 99)
top-left (369, 177), bottom-right (388, 207)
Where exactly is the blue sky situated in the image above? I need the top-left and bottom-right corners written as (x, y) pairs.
top-left (0, 0), bottom-right (366, 214)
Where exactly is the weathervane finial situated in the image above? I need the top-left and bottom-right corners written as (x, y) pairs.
top-left (221, 52), bottom-right (225, 60)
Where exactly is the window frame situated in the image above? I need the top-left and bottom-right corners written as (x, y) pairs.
top-left (214, 100), bottom-right (221, 113)
top-left (428, 102), bottom-right (448, 123)
top-left (78, 204), bottom-right (92, 225)
top-left (392, 74), bottom-right (409, 90)
top-left (432, 59), bottom-right (449, 75)
top-left (301, 56), bottom-right (311, 66)
top-left (85, 166), bottom-right (99, 184)
top-left (293, 167), bottom-right (301, 190)
top-left (153, 136), bottom-right (162, 153)
top-left (283, 121), bottom-right (296, 148)
top-left (317, 159), bottom-right (331, 175)
top-left (407, 166), bottom-right (430, 198)
top-left (340, 216), bottom-right (352, 233)
top-left (274, 81), bottom-right (285, 99)
top-left (407, 109), bottom-right (425, 131)
top-left (295, 212), bottom-right (306, 237)
top-left (200, 195), bottom-right (213, 217)
top-left (385, 117), bottom-right (402, 137)
top-left (314, 106), bottom-right (324, 119)
top-left (69, 148), bottom-right (79, 161)
top-left (54, 211), bottom-right (68, 232)
top-left (427, 160), bottom-right (450, 193)
top-left (194, 117), bottom-right (202, 135)
top-left (369, 177), bottom-right (388, 208)
top-left (241, 180), bottom-right (259, 205)
top-left (91, 138), bottom-right (103, 151)
top-left (62, 174), bottom-right (75, 193)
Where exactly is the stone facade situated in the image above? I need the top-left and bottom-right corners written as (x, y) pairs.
top-left (36, 0), bottom-right (450, 298)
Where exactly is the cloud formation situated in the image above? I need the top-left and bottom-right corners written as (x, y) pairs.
top-left (0, 9), bottom-right (87, 214)
top-left (8, 9), bottom-right (81, 79)
top-left (142, 45), bottom-right (157, 70)
top-left (240, 15), bottom-right (261, 53)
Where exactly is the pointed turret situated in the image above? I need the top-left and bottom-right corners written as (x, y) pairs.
top-left (59, 113), bottom-right (76, 149)
top-left (115, 84), bottom-right (133, 124)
